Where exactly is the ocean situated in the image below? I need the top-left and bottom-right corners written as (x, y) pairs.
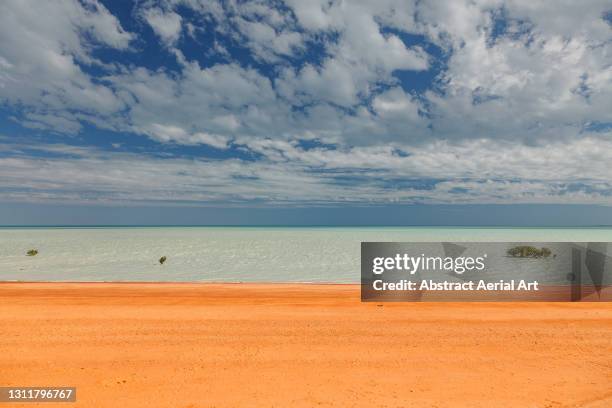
top-left (1, 227), bottom-right (612, 282)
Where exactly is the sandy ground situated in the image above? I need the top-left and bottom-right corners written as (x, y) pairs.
top-left (0, 283), bottom-right (611, 408)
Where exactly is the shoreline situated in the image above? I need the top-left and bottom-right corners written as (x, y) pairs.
top-left (0, 280), bottom-right (356, 285)
top-left (1, 282), bottom-right (611, 407)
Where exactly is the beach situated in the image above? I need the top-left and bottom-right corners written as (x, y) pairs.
top-left (1, 283), bottom-right (611, 407)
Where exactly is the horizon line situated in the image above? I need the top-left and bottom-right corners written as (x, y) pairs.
top-left (2, 225), bottom-right (612, 228)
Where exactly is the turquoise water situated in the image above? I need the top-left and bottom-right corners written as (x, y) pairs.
top-left (1, 227), bottom-right (612, 282)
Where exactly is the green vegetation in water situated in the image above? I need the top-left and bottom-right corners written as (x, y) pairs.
top-left (26, 249), bottom-right (38, 256)
top-left (159, 256), bottom-right (167, 265)
top-left (507, 246), bottom-right (552, 258)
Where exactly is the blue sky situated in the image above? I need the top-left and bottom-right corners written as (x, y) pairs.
top-left (0, 1), bottom-right (611, 225)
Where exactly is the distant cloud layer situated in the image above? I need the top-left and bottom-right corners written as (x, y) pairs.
top-left (0, 0), bottom-right (611, 205)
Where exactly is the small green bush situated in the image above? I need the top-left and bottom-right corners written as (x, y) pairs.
top-left (507, 246), bottom-right (552, 258)
top-left (26, 249), bottom-right (38, 256)
top-left (159, 256), bottom-right (167, 265)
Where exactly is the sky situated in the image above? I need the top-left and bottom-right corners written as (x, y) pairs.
top-left (0, 0), bottom-right (611, 225)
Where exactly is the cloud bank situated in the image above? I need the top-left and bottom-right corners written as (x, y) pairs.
top-left (0, 0), bottom-right (611, 205)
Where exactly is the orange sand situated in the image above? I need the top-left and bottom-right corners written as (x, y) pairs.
top-left (0, 283), bottom-right (611, 407)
